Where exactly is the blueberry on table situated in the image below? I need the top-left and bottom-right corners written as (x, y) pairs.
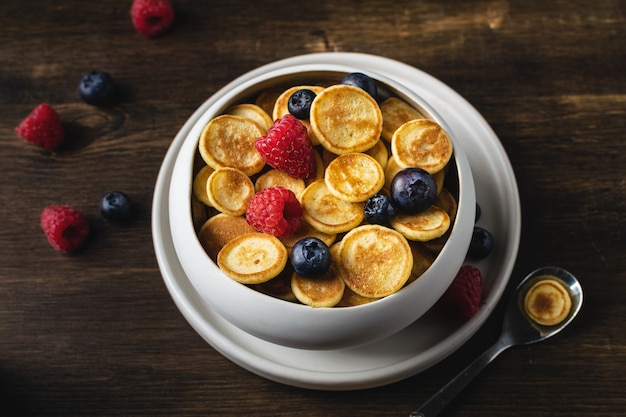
top-left (288, 89), bottom-right (317, 119)
top-left (340, 72), bottom-right (378, 99)
top-left (390, 167), bottom-right (437, 214)
top-left (468, 226), bottom-right (494, 259)
top-left (78, 71), bottom-right (116, 105)
top-left (364, 194), bottom-right (396, 226)
top-left (100, 191), bottom-right (133, 222)
top-left (290, 237), bottom-right (332, 277)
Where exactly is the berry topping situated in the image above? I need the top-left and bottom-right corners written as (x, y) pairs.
top-left (438, 265), bottom-right (483, 320)
top-left (40, 205), bottom-right (90, 253)
top-left (468, 226), bottom-right (494, 259)
top-left (364, 194), bottom-right (396, 226)
top-left (245, 186), bottom-right (303, 237)
top-left (254, 114), bottom-right (316, 179)
top-left (130, 0), bottom-right (174, 37)
top-left (290, 237), bottom-right (332, 277)
top-left (389, 167), bottom-right (437, 214)
top-left (78, 71), bottom-right (116, 105)
top-left (287, 89), bottom-right (317, 119)
top-left (340, 72), bottom-right (377, 99)
top-left (15, 103), bottom-right (64, 150)
top-left (100, 191), bottom-right (134, 222)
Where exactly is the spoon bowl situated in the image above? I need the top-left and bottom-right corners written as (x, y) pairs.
top-left (411, 266), bottom-right (583, 417)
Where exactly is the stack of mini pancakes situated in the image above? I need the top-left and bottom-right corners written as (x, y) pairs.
top-left (191, 79), bottom-right (457, 308)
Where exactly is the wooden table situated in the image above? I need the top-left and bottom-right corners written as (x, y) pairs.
top-left (1, 1), bottom-right (625, 416)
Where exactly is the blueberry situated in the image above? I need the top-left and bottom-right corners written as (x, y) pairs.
top-left (78, 71), bottom-right (116, 105)
top-left (340, 72), bottom-right (377, 99)
top-left (100, 191), bottom-right (133, 222)
top-left (468, 226), bottom-right (494, 259)
top-left (287, 89), bottom-right (316, 119)
top-left (475, 203), bottom-right (482, 223)
top-left (364, 194), bottom-right (396, 226)
top-left (390, 168), bottom-right (437, 214)
top-left (290, 237), bottom-right (331, 277)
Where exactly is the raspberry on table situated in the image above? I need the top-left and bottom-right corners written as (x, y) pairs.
top-left (130, 0), bottom-right (174, 37)
top-left (246, 186), bottom-right (303, 237)
top-left (438, 265), bottom-right (483, 320)
top-left (254, 114), bottom-right (316, 180)
top-left (40, 205), bottom-right (90, 253)
top-left (15, 103), bottom-right (64, 150)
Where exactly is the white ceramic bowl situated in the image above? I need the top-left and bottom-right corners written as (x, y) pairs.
top-left (167, 63), bottom-right (476, 350)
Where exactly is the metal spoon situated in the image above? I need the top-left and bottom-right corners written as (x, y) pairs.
top-left (410, 266), bottom-right (583, 417)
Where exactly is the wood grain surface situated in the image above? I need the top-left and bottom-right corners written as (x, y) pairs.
top-left (1, 1), bottom-right (625, 416)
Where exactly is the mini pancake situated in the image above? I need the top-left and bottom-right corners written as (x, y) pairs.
top-left (217, 232), bottom-right (288, 284)
top-left (324, 153), bottom-right (385, 203)
top-left (391, 205), bottom-right (451, 242)
top-left (379, 97), bottom-right (425, 142)
top-left (192, 165), bottom-right (215, 207)
top-left (197, 213), bottom-right (257, 261)
top-left (339, 224), bottom-right (413, 298)
top-left (206, 167), bottom-right (255, 216)
top-left (406, 242), bottom-right (435, 284)
top-left (383, 155), bottom-right (402, 191)
top-left (291, 264), bottom-right (345, 308)
top-left (255, 169), bottom-right (306, 198)
top-left (391, 119), bottom-right (453, 174)
top-left (364, 139), bottom-right (389, 170)
top-left (524, 279), bottom-right (572, 326)
top-left (300, 180), bottom-right (364, 234)
top-left (198, 114), bottom-right (266, 176)
top-left (225, 103), bottom-right (273, 132)
top-left (434, 188), bottom-right (458, 224)
top-left (310, 84), bottom-right (383, 155)
top-left (255, 87), bottom-right (284, 116)
top-left (272, 85), bottom-right (325, 146)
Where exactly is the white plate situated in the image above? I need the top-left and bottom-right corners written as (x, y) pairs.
top-left (152, 53), bottom-right (521, 391)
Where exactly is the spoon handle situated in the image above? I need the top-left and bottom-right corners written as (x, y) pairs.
top-left (409, 338), bottom-right (511, 417)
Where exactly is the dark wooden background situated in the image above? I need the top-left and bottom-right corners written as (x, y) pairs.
top-left (1, 1), bottom-right (625, 416)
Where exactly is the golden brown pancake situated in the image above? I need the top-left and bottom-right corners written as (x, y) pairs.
top-left (198, 114), bottom-right (266, 176)
top-left (300, 180), bottom-right (365, 234)
top-left (524, 279), bottom-right (572, 326)
top-left (197, 213), bottom-right (257, 261)
top-left (310, 84), bottom-right (383, 155)
top-left (339, 224), bottom-right (413, 298)
top-left (391, 119), bottom-right (453, 174)
top-left (391, 205), bottom-right (451, 242)
top-left (192, 165), bottom-right (215, 207)
top-left (225, 103), bottom-right (273, 132)
top-left (206, 167), bottom-right (255, 216)
top-left (324, 153), bottom-right (385, 203)
top-left (379, 97), bottom-right (425, 142)
top-left (217, 233), bottom-right (288, 284)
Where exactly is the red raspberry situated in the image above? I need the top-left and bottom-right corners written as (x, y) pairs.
top-left (246, 187), bottom-right (303, 237)
top-left (15, 103), bottom-right (64, 150)
top-left (40, 205), bottom-right (90, 253)
top-left (130, 0), bottom-right (174, 37)
top-left (255, 114), bottom-right (316, 179)
top-left (438, 265), bottom-right (483, 320)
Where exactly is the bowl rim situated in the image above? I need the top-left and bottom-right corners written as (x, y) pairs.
top-left (166, 62), bottom-right (476, 349)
